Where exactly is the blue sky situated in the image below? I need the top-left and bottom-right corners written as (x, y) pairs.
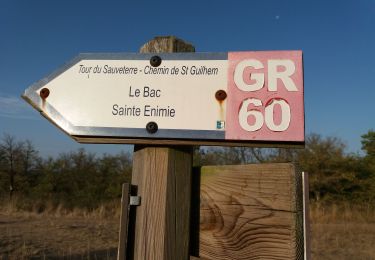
top-left (0, 0), bottom-right (374, 157)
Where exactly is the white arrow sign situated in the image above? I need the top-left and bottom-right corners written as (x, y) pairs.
top-left (22, 52), bottom-right (304, 147)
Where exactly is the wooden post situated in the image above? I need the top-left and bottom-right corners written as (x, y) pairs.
top-left (130, 36), bottom-right (194, 260)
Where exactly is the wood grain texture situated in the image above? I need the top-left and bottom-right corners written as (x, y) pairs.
top-left (140, 36), bottom-right (195, 53)
top-left (130, 36), bottom-right (194, 260)
top-left (196, 163), bottom-right (304, 260)
top-left (131, 147), bottom-right (192, 260)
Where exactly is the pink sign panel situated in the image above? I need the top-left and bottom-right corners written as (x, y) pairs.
top-left (226, 51), bottom-right (304, 142)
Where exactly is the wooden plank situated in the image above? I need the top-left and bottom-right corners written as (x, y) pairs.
top-left (130, 36), bottom-right (194, 260)
top-left (196, 163), bottom-right (304, 260)
top-left (117, 183), bottom-right (130, 260)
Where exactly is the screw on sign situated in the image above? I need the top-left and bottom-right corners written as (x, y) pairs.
top-left (215, 90), bottom-right (227, 101)
top-left (150, 55), bottom-right (162, 67)
top-left (39, 88), bottom-right (50, 99)
top-left (146, 121), bottom-right (158, 134)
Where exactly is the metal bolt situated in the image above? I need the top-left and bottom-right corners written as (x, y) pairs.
top-left (150, 56), bottom-right (162, 67)
top-left (215, 90), bottom-right (227, 101)
top-left (146, 122), bottom-right (158, 134)
top-left (40, 88), bottom-right (50, 99)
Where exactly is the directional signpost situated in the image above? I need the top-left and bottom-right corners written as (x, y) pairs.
top-left (22, 50), bottom-right (304, 147)
top-left (22, 36), bottom-right (307, 260)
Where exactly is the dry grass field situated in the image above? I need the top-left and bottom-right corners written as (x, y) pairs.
top-left (310, 204), bottom-right (375, 260)
top-left (0, 202), bottom-right (374, 259)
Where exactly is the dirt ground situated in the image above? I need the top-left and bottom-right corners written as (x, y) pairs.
top-left (1, 212), bottom-right (375, 259)
top-left (0, 213), bottom-right (118, 259)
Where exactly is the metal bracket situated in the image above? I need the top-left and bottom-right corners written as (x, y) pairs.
top-left (130, 196), bottom-right (141, 206)
top-left (118, 184), bottom-right (140, 260)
